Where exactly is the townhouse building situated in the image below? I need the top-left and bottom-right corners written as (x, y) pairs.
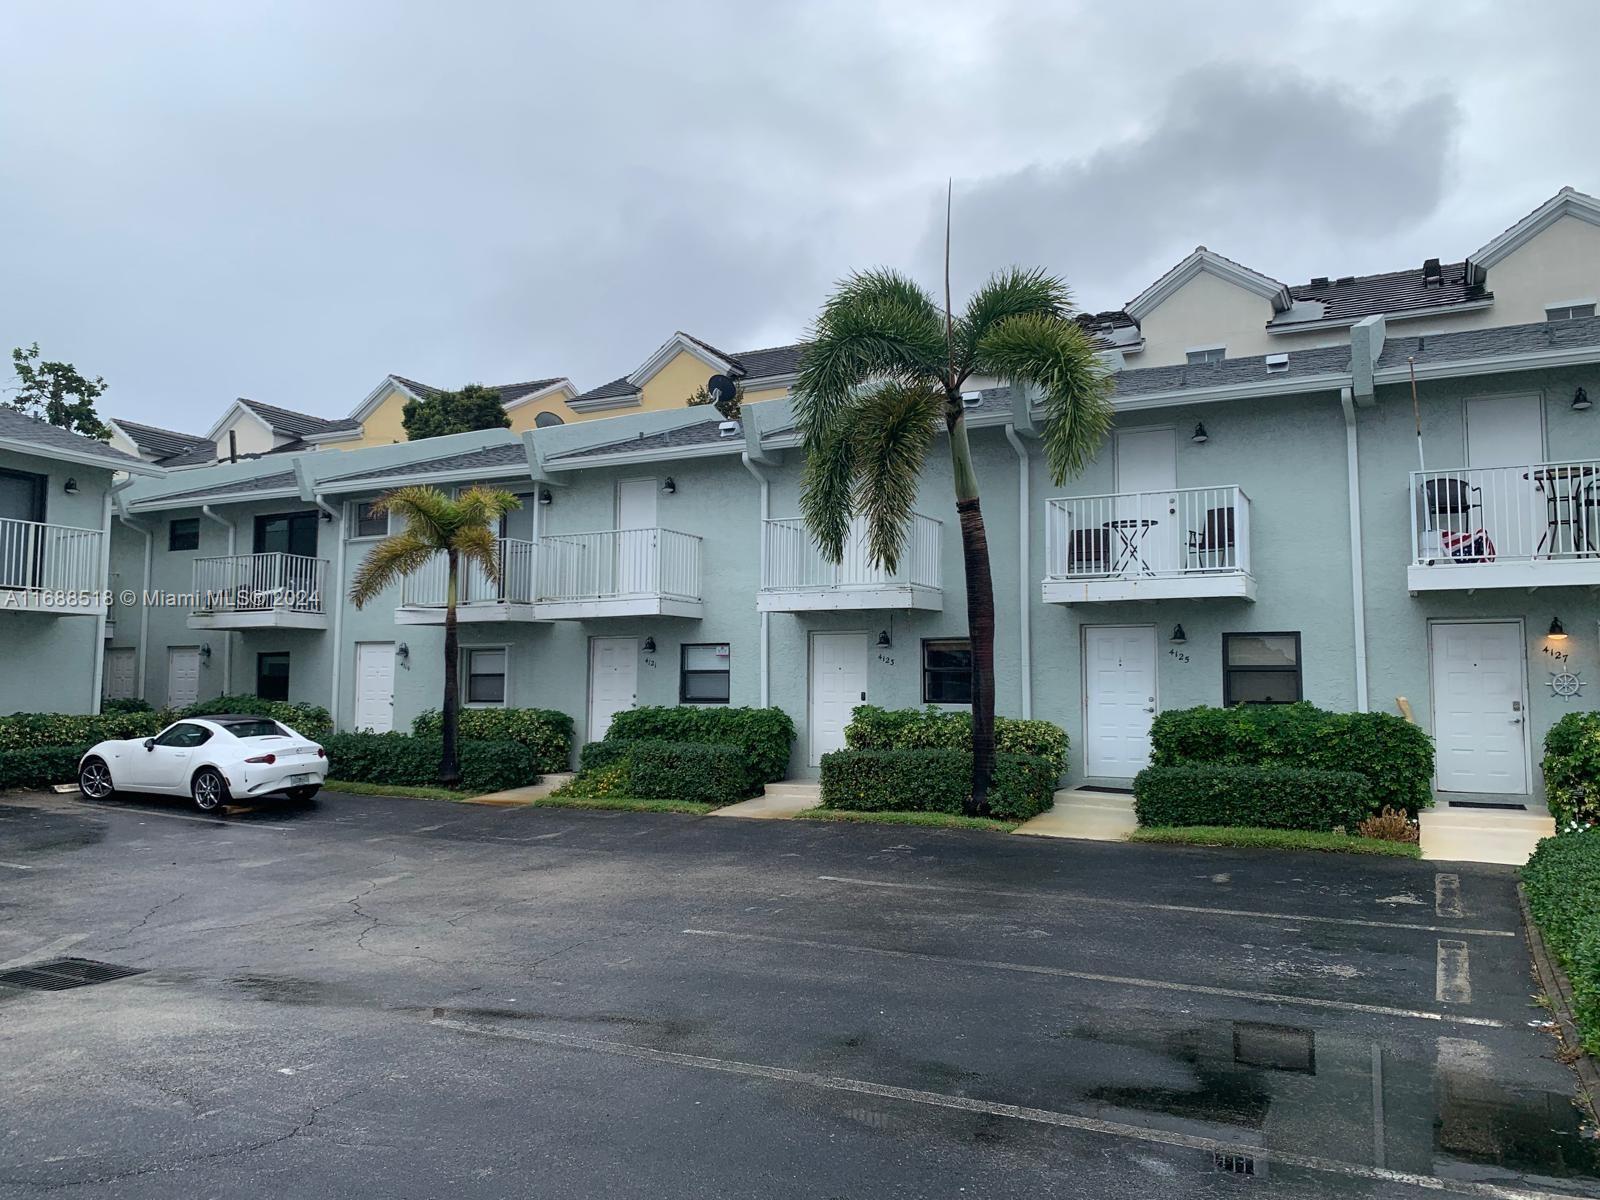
top-left (87, 187), bottom-right (1600, 860)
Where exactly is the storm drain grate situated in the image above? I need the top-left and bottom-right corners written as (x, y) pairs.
top-left (0, 957), bottom-right (145, 992)
top-left (1212, 1151), bottom-right (1257, 1177)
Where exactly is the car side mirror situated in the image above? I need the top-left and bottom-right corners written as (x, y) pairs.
top-left (143, 739), bottom-right (156, 751)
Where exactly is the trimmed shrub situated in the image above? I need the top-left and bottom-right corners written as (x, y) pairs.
top-left (0, 745), bottom-right (92, 790)
top-left (1522, 830), bottom-right (1600, 1056)
top-left (628, 741), bottom-right (750, 806)
top-left (101, 698), bottom-right (154, 714)
top-left (0, 711), bottom-right (166, 752)
top-left (178, 696), bottom-right (333, 741)
top-left (413, 707), bottom-right (574, 774)
top-left (1133, 764), bottom-right (1372, 832)
top-left (604, 706), bottom-right (794, 784)
top-left (1542, 711), bottom-right (1600, 827)
top-left (322, 732), bottom-right (539, 793)
top-left (579, 740), bottom-right (633, 775)
top-left (844, 705), bottom-right (1069, 771)
top-left (1149, 703), bottom-right (1432, 814)
top-left (819, 748), bottom-right (1056, 821)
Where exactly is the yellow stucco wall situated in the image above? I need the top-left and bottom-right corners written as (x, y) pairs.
top-left (1135, 272), bottom-right (1340, 367)
top-left (639, 350), bottom-right (725, 410)
top-left (508, 391), bottom-right (580, 432)
top-left (1447, 215), bottom-right (1600, 332)
top-left (317, 384), bottom-right (410, 451)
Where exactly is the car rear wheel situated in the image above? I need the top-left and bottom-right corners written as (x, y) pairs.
top-left (191, 768), bottom-right (229, 813)
top-left (79, 758), bottom-right (115, 800)
top-left (287, 785), bottom-right (320, 803)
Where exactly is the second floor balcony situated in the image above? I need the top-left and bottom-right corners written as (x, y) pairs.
top-left (188, 552), bottom-right (328, 630)
top-left (397, 538), bottom-right (540, 625)
top-left (534, 527), bottom-right (703, 619)
top-left (0, 516), bottom-right (106, 616)
top-left (1408, 460), bottom-right (1600, 590)
top-left (1042, 485), bottom-right (1256, 603)
top-left (758, 514), bottom-right (943, 612)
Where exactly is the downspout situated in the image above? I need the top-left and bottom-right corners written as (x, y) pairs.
top-left (116, 511), bottom-right (154, 702)
top-left (740, 452), bottom-right (771, 707)
top-left (1340, 387), bottom-right (1370, 712)
top-left (89, 487), bottom-right (119, 714)
top-left (1003, 425), bottom-right (1033, 719)
top-left (198, 505), bottom-right (234, 694)
top-left (314, 496), bottom-right (345, 730)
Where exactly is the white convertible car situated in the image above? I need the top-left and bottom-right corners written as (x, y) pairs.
top-left (78, 715), bottom-right (328, 812)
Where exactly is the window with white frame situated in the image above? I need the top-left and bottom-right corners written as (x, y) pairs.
top-left (1185, 346), bottom-right (1226, 366)
top-left (1546, 302), bottom-right (1596, 322)
top-left (351, 501), bottom-right (389, 539)
top-left (464, 648), bottom-right (507, 705)
top-left (679, 643), bottom-right (731, 704)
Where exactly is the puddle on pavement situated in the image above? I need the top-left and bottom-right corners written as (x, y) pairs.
top-left (1053, 1014), bottom-right (1600, 1187)
top-left (0, 804), bottom-right (107, 853)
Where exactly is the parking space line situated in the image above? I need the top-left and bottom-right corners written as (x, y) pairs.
top-left (682, 928), bottom-right (1505, 1028)
top-left (74, 803), bottom-right (294, 831)
top-left (1436, 873), bottom-right (1464, 918)
top-left (1437, 940), bottom-right (1473, 1004)
top-left (817, 874), bottom-right (1515, 938)
top-left (430, 1015), bottom-right (1555, 1199)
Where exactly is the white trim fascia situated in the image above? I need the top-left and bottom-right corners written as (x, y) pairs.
top-left (203, 400), bottom-right (275, 446)
top-left (543, 441), bottom-right (744, 472)
top-left (1373, 344), bottom-right (1600, 386)
top-left (314, 463), bottom-right (530, 494)
top-left (567, 391), bottom-right (642, 413)
top-left (759, 406), bottom-right (1015, 452)
top-left (1266, 299), bottom-right (1495, 336)
top-left (0, 436), bottom-right (164, 477)
top-left (129, 486), bottom-right (301, 512)
top-left (1125, 249), bottom-right (1292, 321)
top-left (500, 379), bottom-right (578, 413)
top-left (626, 333), bottom-right (732, 389)
top-left (1086, 372), bottom-right (1352, 413)
top-left (344, 375), bottom-right (424, 426)
top-left (738, 372), bottom-right (797, 393)
top-left (300, 427), bottom-right (366, 445)
top-left (1467, 187), bottom-right (1600, 279)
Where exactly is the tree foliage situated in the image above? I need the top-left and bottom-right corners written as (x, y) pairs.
top-left (687, 378), bottom-right (743, 420)
top-left (401, 383), bottom-right (511, 441)
top-left (5, 343), bottom-right (110, 439)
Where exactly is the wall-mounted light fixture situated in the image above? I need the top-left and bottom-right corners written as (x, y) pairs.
top-left (642, 636), bottom-right (656, 654)
top-left (1191, 422), bottom-right (1209, 445)
top-left (1549, 616), bottom-right (1568, 641)
top-left (199, 643), bottom-right (212, 660)
top-left (661, 477), bottom-right (676, 494)
top-left (396, 642), bottom-right (410, 662)
top-left (1574, 387), bottom-right (1592, 412)
top-left (876, 630), bottom-right (892, 649)
top-left (63, 477), bottom-right (78, 495)
top-left (537, 488), bottom-right (553, 506)
top-left (1170, 624), bottom-right (1187, 645)
top-left (319, 508), bottom-right (333, 522)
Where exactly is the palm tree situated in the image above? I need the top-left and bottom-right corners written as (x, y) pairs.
top-left (349, 485), bottom-right (521, 785)
top-left (794, 266), bottom-right (1112, 815)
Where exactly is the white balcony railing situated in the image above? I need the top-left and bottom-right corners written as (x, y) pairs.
top-left (400, 538), bottom-right (539, 609)
top-left (192, 552), bottom-right (327, 615)
top-left (1410, 461), bottom-right (1600, 567)
top-left (762, 513), bottom-right (942, 594)
top-left (0, 517), bottom-right (104, 608)
top-left (537, 528), bottom-right (702, 603)
top-left (1045, 485), bottom-right (1252, 580)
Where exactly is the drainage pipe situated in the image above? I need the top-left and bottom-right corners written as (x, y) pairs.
top-left (314, 497), bottom-right (346, 730)
top-left (740, 452), bottom-right (771, 707)
top-left (116, 512), bottom-right (154, 702)
top-left (198, 505), bottom-right (235, 695)
top-left (1340, 387), bottom-right (1370, 712)
top-left (1003, 425), bottom-right (1033, 718)
top-left (89, 489), bottom-right (116, 713)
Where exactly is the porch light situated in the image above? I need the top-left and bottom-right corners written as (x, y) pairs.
top-left (1548, 616), bottom-right (1568, 641)
top-left (199, 643), bottom-right (212, 660)
top-left (397, 642), bottom-right (409, 661)
top-left (876, 630), bottom-right (892, 648)
top-left (1574, 387), bottom-right (1592, 412)
top-left (643, 637), bottom-right (656, 654)
top-left (537, 489), bottom-right (553, 506)
top-left (1170, 624), bottom-right (1187, 644)
top-left (63, 477), bottom-right (78, 495)
top-left (661, 477), bottom-right (676, 494)
top-left (1191, 422), bottom-right (1209, 445)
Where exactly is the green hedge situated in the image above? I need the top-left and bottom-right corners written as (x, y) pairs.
top-left (820, 748), bottom-right (1055, 821)
top-left (579, 740), bottom-right (633, 775)
top-left (844, 705), bottom-right (1069, 770)
top-left (628, 741), bottom-right (750, 806)
top-left (1149, 703), bottom-right (1432, 814)
top-left (0, 745), bottom-right (92, 790)
top-left (1542, 712), bottom-right (1600, 827)
top-left (1522, 831), bottom-right (1600, 1056)
top-left (1133, 764), bottom-right (1373, 832)
top-left (177, 696), bottom-right (333, 741)
top-left (101, 698), bottom-right (154, 714)
top-left (321, 732), bottom-right (538, 793)
top-left (413, 707), bottom-right (573, 773)
top-left (0, 711), bottom-right (167, 752)
top-left (604, 706), bottom-right (794, 783)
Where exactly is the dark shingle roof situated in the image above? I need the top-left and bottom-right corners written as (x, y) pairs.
top-left (110, 418), bottom-right (206, 460)
top-left (153, 444), bottom-right (219, 468)
top-left (153, 469), bottom-right (300, 504)
top-left (0, 407), bottom-right (147, 466)
top-left (1278, 261), bottom-right (1487, 326)
top-left (1111, 345), bottom-right (1354, 398)
top-left (548, 418), bottom-right (737, 461)
top-left (325, 442), bottom-right (530, 485)
top-left (732, 343), bottom-right (804, 379)
top-left (1375, 315), bottom-right (1600, 372)
top-left (238, 398), bottom-right (362, 438)
top-left (571, 375), bottom-right (644, 405)
top-left (390, 375), bottom-right (565, 406)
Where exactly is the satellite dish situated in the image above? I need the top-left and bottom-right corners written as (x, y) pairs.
top-left (707, 373), bottom-right (736, 405)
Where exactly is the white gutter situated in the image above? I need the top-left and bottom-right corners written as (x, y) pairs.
top-left (1002, 425), bottom-right (1032, 719)
top-left (116, 512), bottom-right (154, 702)
top-left (740, 452), bottom-right (771, 707)
top-left (1372, 343), bottom-right (1600, 384)
top-left (1340, 387), bottom-right (1369, 712)
top-left (544, 442), bottom-right (745, 471)
top-left (313, 497), bottom-right (346, 730)
top-left (198, 505), bottom-right (234, 694)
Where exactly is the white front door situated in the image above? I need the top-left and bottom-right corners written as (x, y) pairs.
top-left (1430, 620), bottom-right (1529, 794)
top-left (1466, 394), bottom-right (1545, 558)
top-left (354, 642), bottom-right (396, 733)
top-left (1114, 428), bottom-right (1178, 573)
top-left (1083, 625), bottom-right (1157, 780)
top-left (616, 479), bottom-right (659, 594)
top-left (588, 636), bottom-right (638, 740)
top-left (810, 631), bottom-right (869, 765)
top-left (167, 647), bottom-right (200, 708)
top-left (103, 648), bottom-right (136, 701)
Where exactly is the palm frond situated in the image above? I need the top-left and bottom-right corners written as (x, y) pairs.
top-left (974, 311), bottom-right (1114, 484)
top-left (374, 486), bottom-right (456, 542)
top-left (455, 486), bottom-right (521, 531)
top-left (450, 523), bottom-right (501, 589)
top-left (799, 414), bottom-right (861, 564)
top-left (849, 382), bottom-right (943, 571)
top-left (953, 268), bottom-right (1071, 379)
top-left (348, 530), bottom-right (440, 608)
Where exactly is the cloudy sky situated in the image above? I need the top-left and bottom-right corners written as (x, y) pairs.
top-left (1, 1), bottom-right (1594, 433)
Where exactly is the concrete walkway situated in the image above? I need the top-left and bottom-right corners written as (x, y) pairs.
top-left (464, 774), bottom-right (575, 806)
top-left (1014, 788), bottom-right (1137, 841)
top-left (712, 782), bottom-right (821, 819)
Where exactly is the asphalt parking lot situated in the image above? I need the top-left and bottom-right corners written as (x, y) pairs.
top-left (1, 789), bottom-right (1596, 1199)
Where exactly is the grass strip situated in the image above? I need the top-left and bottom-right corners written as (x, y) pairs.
top-left (530, 795), bottom-right (715, 815)
top-left (324, 779), bottom-right (477, 802)
top-left (1129, 825), bottom-right (1420, 857)
top-left (797, 808), bottom-right (1018, 833)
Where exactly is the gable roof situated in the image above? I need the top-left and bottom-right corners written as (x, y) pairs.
top-left (0, 407), bottom-right (159, 474)
top-left (570, 337), bottom-right (807, 409)
top-left (106, 417), bottom-right (205, 460)
top-left (1125, 248), bottom-right (1292, 321)
top-left (237, 397), bottom-right (362, 438)
top-left (1467, 186), bottom-right (1600, 282)
top-left (338, 373), bottom-right (575, 432)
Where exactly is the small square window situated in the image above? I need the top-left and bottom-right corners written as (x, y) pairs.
top-left (1186, 347), bottom-right (1226, 366)
top-left (1546, 303), bottom-right (1596, 322)
top-left (680, 643), bottom-right (731, 704)
top-left (1223, 632), bottom-right (1302, 706)
top-left (465, 648), bottom-right (507, 705)
top-left (256, 652), bottom-right (290, 702)
top-left (168, 518), bottom-right (199, 552)
top-left (923, 638), bottom-right (973, 704)
top-left (352, 501), bottom-right (388, 539)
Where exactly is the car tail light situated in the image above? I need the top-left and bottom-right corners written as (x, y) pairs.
top-left (245, 753), bottom-right (276, 765)
top-left (316, 747), bottom-right (326, 758)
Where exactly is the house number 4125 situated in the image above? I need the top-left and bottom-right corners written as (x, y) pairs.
top-left (1168, 648), bottom-right (1190, 664)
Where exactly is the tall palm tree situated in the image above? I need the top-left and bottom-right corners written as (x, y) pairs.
top-left (349, 485), bottom-right (521, 785)
top-left (794, 267), bottom-right (1112, 814)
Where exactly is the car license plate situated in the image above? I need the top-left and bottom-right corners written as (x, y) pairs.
top-left (285, 773), bottom-right (316, 785)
